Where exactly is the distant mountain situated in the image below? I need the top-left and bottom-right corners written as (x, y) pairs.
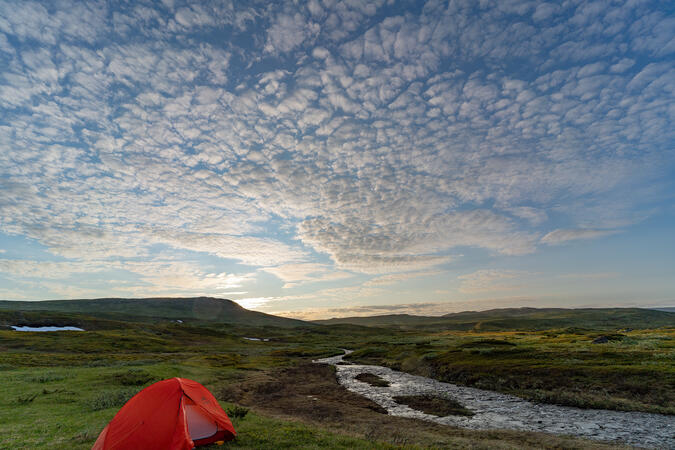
top-left (0, 297), bottom-right (308, 328)
top-left (653, 307), bottom-right (675, 313)
top-left (313, 307), bottom-right (675, 331)
top-left (314, 314), bottom-right (442, 327)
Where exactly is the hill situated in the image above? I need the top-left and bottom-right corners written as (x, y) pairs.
top-left (0, 297), bottom-right (308, 328)
top-left (314, 307), bottom-right (675, 331)
top-left (314, 313), bottom-right (440, 328)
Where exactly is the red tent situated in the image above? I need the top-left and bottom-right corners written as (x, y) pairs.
top-left (93, 378), bottom-right (236, 450)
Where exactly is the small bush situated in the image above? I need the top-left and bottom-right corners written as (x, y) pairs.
top-left (227, 404), bottom-right (249, 419)
top-left (17, 392), bottom-right (39, 404)
top-left (112, 369), bottom-right (155, 386)
top-left (90, 388), bottom-right (138, 411)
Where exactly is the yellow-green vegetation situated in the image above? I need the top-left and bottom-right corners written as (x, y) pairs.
top-left (0, 322), bottom-right (385, 449)
top-left (0, 300), bottom-right (671, 448)
top-left (0, 365), bottom-right (403, 449)
top-left (315, 307), bottom-right (675, 331)
top-left (346, 328), bottom-right (675, 414)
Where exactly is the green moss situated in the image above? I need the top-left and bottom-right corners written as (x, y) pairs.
top-left (0, 307), bottom-right (672, 448)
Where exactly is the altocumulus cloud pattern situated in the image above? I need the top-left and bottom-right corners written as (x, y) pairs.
top-left (0, 1), bottom-right (673, 317)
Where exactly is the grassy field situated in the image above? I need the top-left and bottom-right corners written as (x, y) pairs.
top-left (0, 300), bottom-right (671, 448)
top-left (315, 307), bottom-right (675, 331)
top-left (0, 364), bottom-right (410, 449)
top-left (345, 327), bottom-right (675, 414)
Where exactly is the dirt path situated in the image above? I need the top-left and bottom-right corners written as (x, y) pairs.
top-left (316, 351), bottom-right (674, 449)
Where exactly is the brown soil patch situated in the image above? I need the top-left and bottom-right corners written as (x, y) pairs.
top-left (355, 372), bottom-right (390, 387)
top-left (393, 394), bottom-right (473, 417)
top-left (218, 363), bottom-right (387, 422)
top-left (216, 362), bottom-right (630, 449)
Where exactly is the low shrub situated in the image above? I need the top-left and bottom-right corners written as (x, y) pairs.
top-left (89, 388), bottom-right (139, 411)
top-left (17, 392), bottom-right (39, 404)
top-left (227, 404), bottom-right (249, 419)
top-left (112, 369), bottom-right (155, 386)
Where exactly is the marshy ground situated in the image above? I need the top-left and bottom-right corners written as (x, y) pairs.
top-left (0, 307), bottom-right (672, 448)
top-left (319, 352), bottom-right (674, 448)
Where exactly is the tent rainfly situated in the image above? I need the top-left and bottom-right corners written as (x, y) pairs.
top-left (93, 378), bottom-right (236, 450)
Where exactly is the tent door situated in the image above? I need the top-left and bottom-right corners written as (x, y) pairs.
top-left (184, 399), bottom-right (218, 441)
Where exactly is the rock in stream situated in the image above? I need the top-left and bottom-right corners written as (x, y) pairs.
top-left (315, 351), bottom-right (674, 449)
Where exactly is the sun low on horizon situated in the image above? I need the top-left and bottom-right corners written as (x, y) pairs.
top-left (0, 0), bottom-right (673, 320)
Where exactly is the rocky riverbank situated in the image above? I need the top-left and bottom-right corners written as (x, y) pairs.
top-left (316, 351), bottom-right (674, 448)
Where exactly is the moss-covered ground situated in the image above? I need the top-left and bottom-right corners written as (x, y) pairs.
top-left (345, 327), bottom-right (675, 414)
top-left (0, 312), bottom-right (670, 448)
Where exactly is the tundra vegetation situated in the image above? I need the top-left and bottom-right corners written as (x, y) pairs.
top-left (0, 299), bottom-right (672, 449)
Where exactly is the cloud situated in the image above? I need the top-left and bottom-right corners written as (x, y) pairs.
top-left (275, 301), bottom-right (451, 320)
top-left (122, 261), bottom-right (256, 292)
top-left (0, 257), bottom-right (256, 299)
top-left (541, 229), bottom-right (618, 245)
top-left (265, 12), bottom-right (319, 53)
top-left (458, 269), bottom-right (529, 294)
top-left (363, 271), bottom-right (440, 287)
top-left (261, 263), bottom-right (352, 288)
top-left (233, 296), bottom-right (281, 310)
top-left (557, 272), bottom-right (618, 280)
top-left (0, 259), bottom-right (107, 279)
top-left (273, 294), bottom-right (548, 320)
top-left (147, 231), bottom-right (308, 267)
top-left (0, 0), bottom-right (672, 310)
top-left (507, 207), bottom-right (547, 225)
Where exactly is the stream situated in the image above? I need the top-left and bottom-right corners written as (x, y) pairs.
top-left (315, 351), bottom-right (674, 448)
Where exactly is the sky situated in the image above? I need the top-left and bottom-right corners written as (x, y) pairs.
top-left (0, 0), bottom-right (674, 319)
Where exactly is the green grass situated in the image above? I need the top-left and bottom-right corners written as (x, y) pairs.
top-left (209, 411), bottom-right (406, 450)
top-left (346, 328), bottom-right (675, 414)
top-left (0, 362), bottom-right (406, 449)
top-left (0, 304), bottom-right (670, 448)
top-left (0, 297), bottom-right (309, 328)
top-left (315, 307), bottom-right (675, 331)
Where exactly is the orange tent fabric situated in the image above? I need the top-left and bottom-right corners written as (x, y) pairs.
top-left (93, 378), bottom-right (236, 450)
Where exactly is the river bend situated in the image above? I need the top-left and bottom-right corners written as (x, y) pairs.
top-left (316, 351), bottom-right (674, 448)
